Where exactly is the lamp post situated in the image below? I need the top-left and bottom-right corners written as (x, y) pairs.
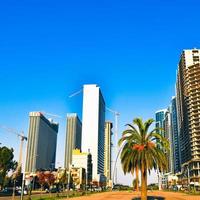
top-left (187, 165), bottom-right (190, 192)
top-left (20, 171), bottom-right (25, 200)
top-left (67, 164), bottom-right (73, 198)
top-left (85, 171), bottom-right (88, 195)
top-left (112, 141), bottom-right (125, 190)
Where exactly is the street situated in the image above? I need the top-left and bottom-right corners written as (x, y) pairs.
top-left (67, 191), bottom-right (200, 200)
top-left (1, 191), bottom-right (200, 200)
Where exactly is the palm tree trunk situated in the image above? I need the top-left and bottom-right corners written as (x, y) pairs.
top-left (135, 166), bottom-right (139, 192)
top-left (141, 164), bottom-right (147, 200)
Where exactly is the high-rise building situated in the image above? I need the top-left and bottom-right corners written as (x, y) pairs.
top-left (156, 108), bottom-right (174, 189)
top-left (25, 112), bottom-right (58, 173)
top-left (155, 109), bottom-right (167, 137)
top-left (171, 96), bottom-right (181, 173)
top-left (104, 121), bottom-right (113, 184)
top-left (163, 107), bottom-right (174, 174)
top-left (81, 84), bottom-right (106, 181)
top-left (72, 149), bottom-right (93, 183)
top-left (64, 113), bottom-right (82, 169)
top-left (176, 48), bottom-right (200, 184)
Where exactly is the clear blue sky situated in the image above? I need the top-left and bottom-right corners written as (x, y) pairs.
top-left (0, 0), bottom-right (200, 185)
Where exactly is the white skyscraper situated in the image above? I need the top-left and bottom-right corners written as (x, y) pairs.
top-left (81, 84), bottom-right (105, 181)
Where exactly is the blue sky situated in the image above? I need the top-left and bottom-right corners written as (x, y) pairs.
top-left (0, 0), bottom-right (200, 184)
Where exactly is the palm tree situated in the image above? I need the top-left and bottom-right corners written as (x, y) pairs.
top-left (118, 118), bottom-right (169, 200)
top-left (118, 138), bottom-right (139, 191)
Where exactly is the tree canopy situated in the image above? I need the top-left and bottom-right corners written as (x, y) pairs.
top-left (0, 146), bottom-right (17, 189)
top-left (119, 118), bottom-right (169, 200)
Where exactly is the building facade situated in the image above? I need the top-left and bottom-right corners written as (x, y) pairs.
top-left (171, 96), bottom-right (181, 173)
top-left (104, 121), bottom-right (113, 185)
top-left (155, 109), bottom-right (167, 137)
top-left (72, 149), bottom-right (93, 183)
top-left (163, 107), bottom-right (174, 174)
top-left (176, 49), bottom-right (200, 185)
top-left (81, 84), bottom-right (106, 181)
top-left (156, 108), bottom-right (174, 189)
top-left (64, 113), bottom-right (82, 169)
top-left (70, 167), bottom-right (86, 189)
top-left (25, 112), bottom-right (58, 173)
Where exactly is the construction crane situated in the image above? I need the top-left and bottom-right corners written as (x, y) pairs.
top-left (106, 107), bottom-right (120, 146)
top-left (0, 125), bottom-right (27, 169)
top-left (69, 89), bottom-right (83, 98)
top-left (106, 107), bottom-right (120, 187)
top-left (41, 111), bottom-right (62, 119)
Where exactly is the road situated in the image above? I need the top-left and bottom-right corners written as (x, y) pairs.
top-left (65, 191), bottom-right (200, 200)
top-left (0, 191), bottom-right (200, 200)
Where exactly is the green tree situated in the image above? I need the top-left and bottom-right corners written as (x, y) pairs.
top-left (0, 146), bottom-right (17, 190)
top-left (56, 169), bottom-right (67, 193)
top-left (118, 118), bottom-right (169, 200)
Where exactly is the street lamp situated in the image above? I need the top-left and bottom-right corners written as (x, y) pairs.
top-left (85, 171), bottom-right (88, 195)
top-left (187, 165), bottom-right (190, 192)
top-left (67, 164), bottom-right (73, 198)
top-left (112, 141), bottom-right (125, 190)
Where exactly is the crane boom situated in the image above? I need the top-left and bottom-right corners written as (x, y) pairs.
top-left (106, 107), bottom-right (120, 115)
top-left (0, 125), bottom-right (20, 137)
top-left (69, 89), bottom-right (83, 98)
top-left (0, 125), bottom-right (27, 168)
top-left (41, 111), bottom-right (62, 118)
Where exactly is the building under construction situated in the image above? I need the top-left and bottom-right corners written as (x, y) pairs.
top-left (176, 49), bottom-right (200, 186)
top-left (25, 112), bottom-right (59, 173)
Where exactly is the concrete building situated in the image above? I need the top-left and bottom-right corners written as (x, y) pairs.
top-left (72, 149), bottom-right (92, 184)
top-left (25, 112), bottom-right (58, 173)
top-left (64, 113), bottom-right (82, 169)
top-left (81, 84), bottom-right (106, 181)
top-left (104, 121), bottom-right (113, 186)
top-left (176, 49), bottom-right (200, 186)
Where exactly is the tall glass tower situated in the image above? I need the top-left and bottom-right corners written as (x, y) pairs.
top-left (171, 96), bottom-right (181, 173)
top-left (155, 109), bottom-right (167, 137)
top-left (81, 84), bottom-right (105, 181)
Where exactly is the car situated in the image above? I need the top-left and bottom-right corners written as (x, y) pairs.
top-left (45, 187), bottom-right (59, 193)
top-left (94, 187), bottom-right (102, 192)
top-left (17, 189), bottom-right (28, 195)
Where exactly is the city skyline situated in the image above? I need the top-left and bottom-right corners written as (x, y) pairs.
top-left (1, 0), bottom-right (200, 186)
top-left (1, 50), bottom-right (199, 185)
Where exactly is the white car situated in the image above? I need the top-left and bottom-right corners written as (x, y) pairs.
top-left (17, 189), bottom-right (28, 195)
top-left (94, 187), bottom-right (102, 192)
